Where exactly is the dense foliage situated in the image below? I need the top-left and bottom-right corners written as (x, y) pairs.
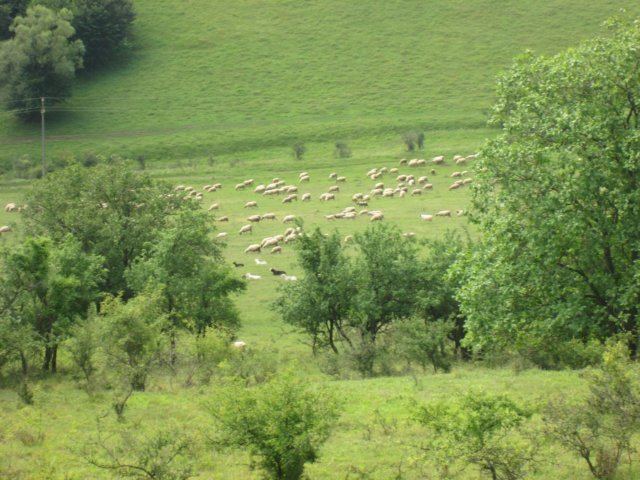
top-left (457, 17), bottom-right (640, 355)
top-left (0, 5), bottom-right (84, 115)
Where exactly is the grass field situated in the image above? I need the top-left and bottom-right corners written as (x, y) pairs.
top-left (1, 1), bottom-right (640, 166)
top-left (3, 2), bottom-right (640, 478)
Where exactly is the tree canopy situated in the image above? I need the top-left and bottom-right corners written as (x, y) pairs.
top-left (457, 17), bottom-right (640, 354)
top-left (0, 5), bottom-right (84, 114)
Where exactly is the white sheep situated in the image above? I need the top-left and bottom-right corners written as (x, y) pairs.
top-left (254, 184), bottom-right (266, 193)
top-left (261, 212), bottom-right (277, 220)
top-left (301, 193), bottom-right (311, 201)
top-left (235, 183), bottom-right (246, 191)
top-left (208, 203), bottom-right (220, 211)
top-left (420, 214), bottom-right (433, 221)
top-left (0, 225), bottom-right (11, 234)
top-left (244, 244), bottom-right (262, 253)
top-left (239, 224), bottom-right (253, 235)
top-left (282, 275), bottom-right (298, 281)
top-left (328, 185), bottom-right (340, 193)
top-left (218, 216), bottom-right (229, 222)
top-left (216, 232), bottom-right (228, 239)
top-left (436, 210), bottom-right (451, 217)
top-left (270, 246), bottom-right (282, 254)
top-left (329, 172), bottom-right (338, 180)
top-left (283, 214), bottom-right (296, 223)
top-left (243, 273), bottom-right (261, 280)
top-left (4, 203), bottom-right (17, 213)
top-left (247, 214), bottom-right (261, 222)
top-left (255, 258), bottom-right (267, 265)
top-left (370, 212), bottom-right (384, 221)
top-left (232, 340), bottom-right (247, 349)
top-left (336, 176), bottom-right (347, 182)
top-left (244, 201), bottom-right (258, 208)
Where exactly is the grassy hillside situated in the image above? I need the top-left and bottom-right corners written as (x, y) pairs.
top-left (1, 0), bottom-right (639, 166)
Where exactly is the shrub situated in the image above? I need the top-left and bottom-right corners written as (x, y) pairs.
top-left (334, 142), bottom-right (352, 158)
top-left (292, 142), bottom-right (306, 160)
top-left (416, 391), bottom-right (538, 479)
top-left (394, 318), bottom-right (454, 373)
top-left (543, 341), bottom-right (640, 479)
top-left (211, 374), bottom-right (340, 480)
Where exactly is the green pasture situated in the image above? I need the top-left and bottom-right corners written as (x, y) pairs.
top-left (2, 364), bottom-right (618, 479)
top-left (2, 0), bottom-right (640, 165)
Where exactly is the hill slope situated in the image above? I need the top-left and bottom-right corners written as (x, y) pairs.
top-left (1, 0), bottom-right (639, 165)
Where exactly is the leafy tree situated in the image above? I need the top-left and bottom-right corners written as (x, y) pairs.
top-left (0, 5), bottom-right (84, 115)
top-left (457, 17), bottom-right (640, 355)
top-left (212, 374), bottom-right (340, 480)
top-left (23, 161), bottom-right (185, 298)
top-left (0, 0), bottom-right (28, 40)
top-left (418, 232), bottom-right (469, 357)
top-left (0, 235), bottom-right (104, 373)
top-left (417, 392), bottom-right (538, 480)
top-left (126, 209), bottom-right (245, 335)
top-left (353, 223), bottom-right (426, 344)
top-left (35, 0), bottom-right (135, 68)
top-left (99, 292), bottom-right (168, 392)
top-left (275, 228), bottom-right (356, 353)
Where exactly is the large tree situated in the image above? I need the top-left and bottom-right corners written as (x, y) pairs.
top-left (0, 236), bottom-right (104, 373)
top-left (23, 161), bottom-right (185, 298)
top-left (0, 5), bottom-right (84, 114)
top-left (35, 0), bottom-right (135, 68)
top-left (457, 17), bottom-right (640, 354)
top-left (126, 209), bottom-right (246, 334)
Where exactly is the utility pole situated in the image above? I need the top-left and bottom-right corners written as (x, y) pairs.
top-left (41, 96), bottom-right (46, 177)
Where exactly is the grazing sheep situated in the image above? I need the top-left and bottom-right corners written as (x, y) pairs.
top-left (462, 178), bottom-right (473, 185)
top-left (436, 210), bottom-right (451, 217)
top-left (399, 158), bottom-right (408, 166)
top-left (4, 203), bottom-right (17, 212)
top-left (261, 237), bottom-right (280, 248)
top-left (420, 214), bottom-right (433, 221)
top-left (283, 214), bottom-right (296, 223)
top-left (389, 167), bottom-right (399, 174)
top-left (431, 155), bottom-right (445, 164)
top-left (299, 171), bottom-right (309, 178)
top-left (320, 193), bottom-right (335, 201)
top-left (411, 189), bottom-right (422, 196)
top-left (218, 216), bottom-right (229, 222)
top-left (451, 171), bottom-right (462, 178)
top-left (232, 261), bottom-right (244, 267)
top-left (243, 179), bottom-right (254, 186)
top-left (282, 194), bottom-right (298, 203)
top-left (270, 267), bottom-right (286, 276)
top-left (254, 184), bottom-right (266, 193)
top-left (456, 209), bottom-right (466, 216)
top-left (255, 258), bottom-right (267, 265)
top-left (239, 224), bottom-right (253, 235)
top-left (301, 193), bottom-right (311, 201)
top-left (449, 182), bottom-right (462, 191)
top-left (248, 214), bottom-right (261, 223)
top-left (455, 157), bottom-right (467, 165)
top-left (243, 273), bottom-right (262, 280)
top-left (370, 212), bottom-right (384, 221)
top-left (0, 225), bottom-right (11, 234)
top-left (212, 183), bottom-right (222, 190)
top-left (244, 201), bottom-right (258, 208)
top-left (216, 232), bottom-right (228, 239)
top-left (328, 185), bottom-right (340, 193)
top-left (235, 183), bottom-right (246, 191)
top-left (344, 234), bottom-right (354, 244)
top-left (244, 244), bottom-right (262, 253)
top-left (423, 183), bottom-right (433, 190)
top-left (261, 212), bottom-right (277, 220)
top-left (325, 214), bottom-right (336, 220)
top-left (270, 246), bottom-right (282, 254)
top-left (208, 203), bottom-right (220, 211)
top-left (329, 172), bottom-right (338, 180)
top-left (374, 182), bottom-right (385, 190)
top-left (232, 340), bottom-right (247, 349)
top-left (299, 175), bottom-right (310, 183)
top-left (336, 176), bottom-right (347, 182)
top-left (282, 275), bottom-right (298, 281)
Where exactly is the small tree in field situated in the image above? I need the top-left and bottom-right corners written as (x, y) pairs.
top-left (544, 341), bottom-right (640, 479)
top-left (211, 374), bottom-right (340, 480)
top-left (416, 391), bottom-right (538, 480)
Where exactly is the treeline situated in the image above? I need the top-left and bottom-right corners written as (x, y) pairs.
top-left (0, 0), bottom-right (135, 116)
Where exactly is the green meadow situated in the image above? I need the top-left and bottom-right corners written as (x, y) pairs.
top-left (2, 1), bottom-right (640, 478)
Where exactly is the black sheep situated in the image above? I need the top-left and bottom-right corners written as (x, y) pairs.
top-left (270, 267), bottom-right (286, 276)
top-left (233, 261), bottom-right (244, 268)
